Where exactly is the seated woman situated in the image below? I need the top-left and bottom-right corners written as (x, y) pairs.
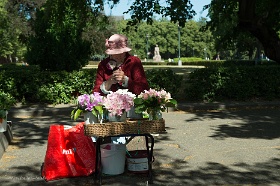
top-left (92, 34), bottom-right (149, 95)
top-left (92, 34), bottom-right (149, 144)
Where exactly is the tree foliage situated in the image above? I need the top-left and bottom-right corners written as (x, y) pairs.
top-left (7, 0), bottom-right (121, 71)
top-left (124, 0), bottom-right (196, 28)
top-left (0, 0), bottom-right (26, 62)
top-left (7, 0), bottom-right (280, 69)
top-left (206, 0), bottom-right (280, 62)
top-left (116, 19), bottom-right (214, 60)
top-left (25, 0), bottom-right (95, 71)
top-left (105, 0), bottom-right (280, 62)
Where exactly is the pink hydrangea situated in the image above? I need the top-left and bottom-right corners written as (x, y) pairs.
top-left (103, 89), bottom-right (135, 116)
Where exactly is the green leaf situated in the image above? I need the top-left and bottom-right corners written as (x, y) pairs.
top-left (73, 109), bottom-right (83, 120)
top-left (95, 105), bottom-right (104, 114)
top-left (134, 98), bottom-right (144, 105)
top-left (91, 109), bottom-right (97, 117)
top-left (71, 109), bottom-right (76, 119)
top-left (166, 99), bottom-right (177, 107)
top-left (134, 104), bottom-right (147, 113)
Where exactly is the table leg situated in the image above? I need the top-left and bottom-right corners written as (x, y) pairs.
top-left (94, 137), bottom-right (102, 185)
top-left (145, 134), bottom-right (154, 184)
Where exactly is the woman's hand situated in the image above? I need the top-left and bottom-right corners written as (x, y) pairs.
top-left (112, 68), bottom-right (125, 83)
top-left (104, 74), bottom-right (118, 91)
top-left (105, 67), bottom-right (125, 91)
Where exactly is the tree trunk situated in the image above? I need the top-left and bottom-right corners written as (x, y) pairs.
top-left (238, 0), bottom-right (280, 63)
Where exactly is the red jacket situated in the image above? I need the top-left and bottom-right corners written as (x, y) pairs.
top-left (92, 54), bottom-right (149, 95)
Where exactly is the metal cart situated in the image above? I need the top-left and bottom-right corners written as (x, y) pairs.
top-left (92, 134), bottom-right (154, 185)
top-left (84, 119), bottom-right (165, 185)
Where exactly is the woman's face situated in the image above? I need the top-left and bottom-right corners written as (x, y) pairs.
top-left (110, 53), bottom-right (126, 63)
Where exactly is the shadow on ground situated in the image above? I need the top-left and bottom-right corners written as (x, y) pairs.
top-left (185, 107), bottom-right (280, 139)
top-left (1, 107), bottom-right (280, 185)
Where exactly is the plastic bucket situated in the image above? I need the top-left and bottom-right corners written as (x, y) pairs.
top-left (126, 150), bottom-right (149, 173)
top-left (100, 143), bottom-right (126, 175)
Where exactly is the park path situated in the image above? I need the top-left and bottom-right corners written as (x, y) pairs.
top-left (0, 106), bottom-right (279, 185)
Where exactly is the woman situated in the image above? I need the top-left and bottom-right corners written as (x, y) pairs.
top-left (92, 34), bottom-right (149, 95)
top-left (93, 34), bottom-right (149, 144)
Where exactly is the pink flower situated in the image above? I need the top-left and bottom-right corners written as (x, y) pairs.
top-left (134, 88), bottom-right (177, 114)
top-left (77, 92), bottom-right (104, 111)
top-left (71, 92), bottom-right (104, 121)
top-left (103, 89), bottom-right (135, 116)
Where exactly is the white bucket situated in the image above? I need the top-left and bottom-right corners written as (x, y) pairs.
top-left (100, 143), bottom-right (126, 175)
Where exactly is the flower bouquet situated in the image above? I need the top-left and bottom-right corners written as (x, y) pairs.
top-left (71, 92), bottom-right (104, 121)
top-left (134, 88), bottom-right (177, 120)
top-left (103, 89), bottom-right (135, 120)
top-left (0, 110), bottom-right (7, 123)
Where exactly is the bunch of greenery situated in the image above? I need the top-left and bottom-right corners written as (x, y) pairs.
top-left (0, 91), bottom-right (16, 110)
top-left (0, 91), bottom-right (16, 119)
top-left (0, 110), bottom-right (7, 120)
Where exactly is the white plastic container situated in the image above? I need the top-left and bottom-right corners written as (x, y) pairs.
top-left (100, 143), bottom-right (126, 175)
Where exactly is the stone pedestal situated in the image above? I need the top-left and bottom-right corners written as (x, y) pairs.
top-left (153, 55), bottom-right (161, 62)
top-left (153, 45), bottom-right (162, 62)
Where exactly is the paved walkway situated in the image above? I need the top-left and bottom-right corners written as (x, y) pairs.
top-left (0, 102), bottom-right (280, 185)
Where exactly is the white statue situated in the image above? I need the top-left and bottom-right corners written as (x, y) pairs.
top-left (153, 44), bottom-right (161, 62)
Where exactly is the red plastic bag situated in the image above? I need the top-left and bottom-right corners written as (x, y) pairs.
top-left (41, 122), bottom-right (96, 181)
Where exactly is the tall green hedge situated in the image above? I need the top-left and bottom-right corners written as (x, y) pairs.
top-left (0, 65), bottom-right (182, 104)
top-left (185, 65), bottom-right (280, 102)
top-left (1, 64), bottom-right (280, 104)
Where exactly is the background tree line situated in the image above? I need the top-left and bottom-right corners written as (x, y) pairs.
top-left (114, 18), bottom-right (214, 61)
top-left (1, 0), bottom-right (280, 71)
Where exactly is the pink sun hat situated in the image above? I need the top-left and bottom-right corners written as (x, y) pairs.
top-left (105, 34), bottom-right (132, 55)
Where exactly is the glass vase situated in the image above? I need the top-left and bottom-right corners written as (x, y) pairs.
top-left (148, 109), bottom-right (162, 120)
top-left (108, 111), bottom-right (127, 122)
top-left (84, 112), bottom-right (99, 124)
top-left (127, 106), bottom-right (143, 119)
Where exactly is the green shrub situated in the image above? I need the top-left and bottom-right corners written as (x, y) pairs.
top-left (145, 69), bottom-right (183, 100)
top-left (0, 65), bottom-right (97, 104)
top-left (1, 63), bottom-right (280, 104)
top-left (173, 57), bottom-right (203, 62)
top-left (185, 65), bottom-right (280, 102)
top-left (0, 91), bottom-right (16, 110)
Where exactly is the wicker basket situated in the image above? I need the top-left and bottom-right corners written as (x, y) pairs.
top-left (84, 119), bottom-right (165, 137)
top-left (125, 119), bottom-right (165, 134)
